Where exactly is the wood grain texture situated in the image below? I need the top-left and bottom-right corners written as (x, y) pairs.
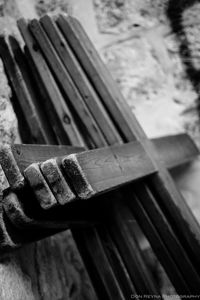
top-left (62, 141), bottom-right (156, 199)
top-left (125, 187), bottom-right (190, 294)
top-left (0, 36), bottom-right (54, 145)
top-left (17, 18), bottom-right (84, 147)
top-left (28, 18), bottom-right (106, 148)
top-left (11, 144), bottom-right (84, 173)
top-left (8, 36), bottom-right (57, 145)
top-left (40, 15), bottom-right (122, 146)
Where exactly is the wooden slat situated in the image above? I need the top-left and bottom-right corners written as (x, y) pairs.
top-left (125, 187), bottom-right (190, 294)
top-left (8, 36), bottom-right (57, 145)
top-left (57, 15), bottom-right (200, 284)
top-left (0, 36), bottom-right (55, 145)
top-left (133, 183), bottom-right (200, 293)
top-left (27, 19), bottom-right (107, 148)
top-left (40, 15), bottom-right (122, 146)
top-left (107, 196), bottom-right (159, 294)
top-left (97, 225), bottom-right (137, 297)
top-left (72, 228), bottom-right (125, 300)
top-left (17, 19), bottom-right (84, 147)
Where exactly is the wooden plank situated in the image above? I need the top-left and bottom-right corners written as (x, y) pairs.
top-left (58, 15), bottom-right (200, 279)
top-left (0, 36), bottom-right (55, 145)
top-left (8, 36), bottom-right (57, 145)
top-left (106, 196), bottom-right (160, 295)
top-left (27, 19), bottom-right (107, 149)
top-left (133, 182), bottom-right (200, 293)
top-left (125, 188), bottom-right (190, 294)
top-left (10, 133), bottom-right (198, 174)
top-left (40, 15), bottom-right (122, 146)
top-left (97, 225), bottom-right (137, 298)
top-left (62, 141), bottom-right (156, 199)
top-left (1, 133), bottom-right (197, 193)
top-left (17, 19), bottom-right (84, 147)
top-left (11, 144), bottom-right (84, 172)
top-left (152, 133), bottom-right (199, 169)
top-left (72, 228), bottom-right (125, 300)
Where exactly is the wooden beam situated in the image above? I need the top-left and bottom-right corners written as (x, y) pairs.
top-left (62, 141), bottom-right (156, 199)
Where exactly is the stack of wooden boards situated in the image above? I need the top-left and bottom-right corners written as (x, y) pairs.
top-left (0, 14), bottom-right (200, 297)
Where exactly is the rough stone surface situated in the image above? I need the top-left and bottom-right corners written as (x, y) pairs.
top-left (35, 0), bottom-right (72, 16)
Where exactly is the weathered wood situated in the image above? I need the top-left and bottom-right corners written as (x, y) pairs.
top-left (28, 19), bottom-right (107, 148)
top-left (17, 19), bottom-right (84, 147)
top-left (24, 163), bottom-right (57, 209)
top-left (9, 36), bottom-right (57, 145)
top-left (152, 133), bottom-right (199, 169)
top-left (126, 188), bottom-right (190, 294)
top-left (107, 197), bottom-right (159, 294)
top-left (58, 15), bottom-right (200, 286)
top-left (133, 183), bottom-right (200, 293)
top-left (40, 158), bottom-right (76, 205)
top-left (72, 228), bottom-right (125, 300)
top-left (0, 36), bottom-right (55, 145)
top-left (97, 225), bottom-right (136, 297)
top-left (0, 144), bottom-right (24, 190)
top-left (1, 14), bottom-right (196, 297)
top-left (17, 20), bottom-right (129, 299)
top-left (40, 15), bottom-right (122, 146)
top-left (3, 191), bottom-right (95, 231)
top-left (62, 141), bottom-right (156, 199)
top-left (11, 144), bottom-right (84, 172)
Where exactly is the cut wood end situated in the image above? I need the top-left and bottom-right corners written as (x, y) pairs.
top-left (40, 158), bottom-right (76, 204)
top-left (0, 144), bottom-right (25, 190)
top-left (24, 163), bottom-right (57, 210)
top-left (62, 154), bottom-right (95, 200)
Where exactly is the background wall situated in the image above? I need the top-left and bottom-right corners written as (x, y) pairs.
top-left (0, 0), bottom-right (200, 299)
